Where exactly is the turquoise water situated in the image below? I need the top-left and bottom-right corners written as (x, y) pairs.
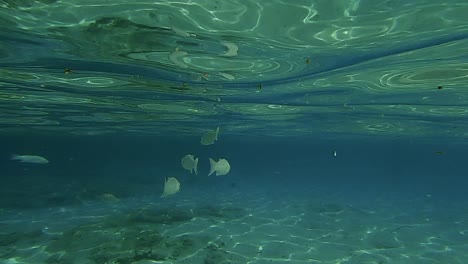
top-left (1, 1), bottom-right (468, 263)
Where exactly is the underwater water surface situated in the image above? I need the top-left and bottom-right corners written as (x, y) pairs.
top-left (1, 0), bottom-right (468, 263)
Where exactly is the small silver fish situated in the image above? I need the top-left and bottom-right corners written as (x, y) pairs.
top-left (201, 127), bottom-right (219, 145)
top-left (11, 154), bottom-right (49, 164)
top-left (181, 154), bottom-right (198, 175)
top-left (161, 177), bottom-right (180, 198)
top-left (208, 158), bottom-right (231, 176)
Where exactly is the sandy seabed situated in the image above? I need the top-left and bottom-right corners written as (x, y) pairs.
top-left (0, 189), bottom-right (467, 264)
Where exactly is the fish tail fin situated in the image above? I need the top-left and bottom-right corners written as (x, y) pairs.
top-left (11, 154), bottom-right (20, 161)
top-left (161, 178), bottom-right (168, 198)
top-left (208, 158), bottom-right (216, 176)
top-left (194, 158), bottom-right (199, 175)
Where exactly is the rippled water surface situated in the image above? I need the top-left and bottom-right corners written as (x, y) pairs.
top-left (1, 0), bottom-right (467, 139)
top-left (1, 2), bottom-right (468, 263)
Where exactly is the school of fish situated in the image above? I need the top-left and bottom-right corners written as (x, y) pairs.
top-left (10, 126), bottom-right (231, 199)
top-left (162, 126), bottom-right (231, 197)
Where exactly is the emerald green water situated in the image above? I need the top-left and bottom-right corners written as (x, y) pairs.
top-left (1, 0), bottom-right (467, 140)
top-left (1, 1), bottom-right (468, 264)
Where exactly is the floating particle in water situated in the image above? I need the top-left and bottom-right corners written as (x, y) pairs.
top-left (258, 245), bottom-right (264, 254)
top-left (171, 26), bottom-right (196, 37)
top-left (219, 72), bottom-right (235, 80)
top-left (64, 68), bottom-right (72, 74)
top-left (202, 72), bottom-right (210, 80)
top-left (221, 41), bottom-right (238, 57)
top-left (169, 48), bottom-right (188, 68)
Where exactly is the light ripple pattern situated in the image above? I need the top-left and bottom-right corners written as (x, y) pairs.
top-left (0, 0), bottom-right (468, 139)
